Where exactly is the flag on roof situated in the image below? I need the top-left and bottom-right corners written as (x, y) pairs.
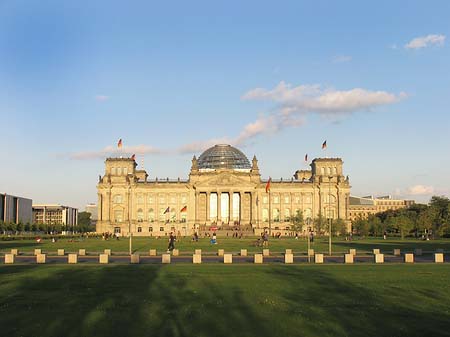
top-left (304, 154), bottom-right (308, 162)
top-left (131, 154), bottom-right (136, 160)
top-left (265, 177), bottom-right (271, 193)
top-left (118, 139), bottom-right (123, 149)
top-left (322, 140), bottom-right (327, 150)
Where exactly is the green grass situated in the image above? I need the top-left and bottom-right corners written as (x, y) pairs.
top-left (0, 264), bottom-right (449, 337)
top-left (1, 236), bottom-right (450, 255)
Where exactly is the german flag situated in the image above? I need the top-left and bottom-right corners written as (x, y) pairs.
top-left (304, 154), bottom-right (308, 162)
top-left (180, 205), bottom-right (187, 212)
top-left (118, 139), bottom-right (123, 149)
top-left (322, 140), bottom-right (327, 150)
top-left (164, 206), bottom-right (170, 214)
top-left (131, 154), bottom-right (136, 160)
top-left (265, 177), bottom-right (271, 193)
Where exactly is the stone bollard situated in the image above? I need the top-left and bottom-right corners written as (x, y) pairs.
top-left (240, 249), bottom-right (247, 256)
top-left (130, 254), bottom-right (140, 264)
top-left (373, 249), bottom-right (380, 255)
top-left (404, 253), bottom-right (414, 263)
top-left (308, 249), bottom-right (315, 257)
top-left (345, 253), bottom-right (354, 264)
top-left (263, 249), bottom-right (270, 256)
top-left (195, 249), bottom-right (202, 255)
top-left (223, 254), bottom-right (233, 264)
top-left (99, 254), bottom-right (109, 264)
top-left (284, 253), bottom-right (294, 264)
top-left (285, 249), bottom-right (292, 255)
top-left (4, 254), bottom-right (14, 264)
top-left (10, 249), bottom-right (18, 256)
top-left (193, 254), bottom-right (202, 264)
top-left (374, 254), bottom-right (384, 264)
top-left (162, 254), bottom-right (171, 264)
top-left (414, 249), bottom-right (422, 256)
top-left (57, 249), bottom-right (65, 256)
top-left (149, 249), bottom-right (157, 256)
top-left (435, 253), bottom-right (444, 263)
top-left (172, 249), bottom-right (179, 256)
top-left (34, 249), bottom-right (42, 256)
top-left (218, 249), bottom-right (225, 256)
top-left (104, 249), bottom-right (111, 256)
top-left (68, 254), bottom-right (78, 264)
top-left (349, 249), bottom-right (356, 256)
top-left (79, 249), bottom-right (86, 256)
top-left (393, 249), bottom-right (401, 256)
top-left (36, 254), bottom-right (46, 264)
top-left (315, 254), bottom-right (324, 264)
top-left (254, 254), bottom-right (263, 264)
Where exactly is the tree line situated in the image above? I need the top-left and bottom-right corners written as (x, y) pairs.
top-left (352, 196), bottom-right (450, 239)
top-left (0, 211), bottom-right (94, 235)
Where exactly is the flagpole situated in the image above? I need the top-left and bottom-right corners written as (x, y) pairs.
top-left (268, 188), bottom-right (272, 236)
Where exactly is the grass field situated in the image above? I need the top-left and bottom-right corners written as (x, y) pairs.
top-left (0, 264), bottom-right (449, 337)
top-left (1, 236), bottom-right (450, 255)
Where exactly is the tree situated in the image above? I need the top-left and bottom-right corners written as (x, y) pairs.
top-left (290, 210), bottom-right (304, 233)
top-left (78, 212), bottom-right (93, 233)
top-left (394, 215), bottom-right (414, 239)
top-left (353, 216), bottom-right (369, 237)
top-left (332, 218), bottom-right (347, 236)
top-left (368, 215), bottom-right (383, 237)
top-left (314, 214), bottom-right (327, 234)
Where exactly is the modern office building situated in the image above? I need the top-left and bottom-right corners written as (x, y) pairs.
top-left (32, 205), bottom-right (78, 226)
top-left (96, 144), bottom-right (351, 236)
top-left (0, 193), bottom-right (33, 224)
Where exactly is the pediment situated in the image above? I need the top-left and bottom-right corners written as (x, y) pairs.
top-left (194, 172), bottom-right (257, 189)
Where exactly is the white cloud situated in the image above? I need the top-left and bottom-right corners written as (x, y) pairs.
top-left (242, 81), bottom-right (405, 116)
top-left (95, 95), bottom-right (110, 102)
top-left (406, 185), bottom-right (435, 196)
top-left (405, 34), bottom-right (446, 49)
top-left (332, 55), bottom-right (352, 63)
top-left (71, 144), bottom-right (161, 160)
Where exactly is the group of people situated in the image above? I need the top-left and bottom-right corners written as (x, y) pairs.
top-left (101, 232), bottom-right (120, 241)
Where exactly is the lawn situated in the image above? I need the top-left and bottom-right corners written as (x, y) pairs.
top-left (0, 264), bottom-right (449, 337)
top-left (1, 236), bottom-right (450, 255)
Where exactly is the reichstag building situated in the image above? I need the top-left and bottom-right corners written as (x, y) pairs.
top-left (96, 144), bottom-right (351, 236)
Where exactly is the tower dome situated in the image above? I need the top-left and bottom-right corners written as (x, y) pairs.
top-left (197, 144), bottom-right (251, 170)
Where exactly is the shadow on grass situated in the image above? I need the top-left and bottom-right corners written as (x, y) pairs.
top-left (0, 265), bottom-right (274, 337)
top-left (267, 266), bottom-right (450, 337)
top-left (333, 240), bottom-right (450, 253)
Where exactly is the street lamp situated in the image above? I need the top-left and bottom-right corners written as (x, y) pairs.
top-left (306, 217), bottom-right (312, 263)
top-left (128, 185), bottom-right (132, 255)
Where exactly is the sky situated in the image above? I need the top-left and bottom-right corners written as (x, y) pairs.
top-left (1, 0), bottom-right (449, 209)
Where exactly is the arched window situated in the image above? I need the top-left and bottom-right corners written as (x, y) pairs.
top-left (170, 210), bottom-right (176, 222)
top-left (114, 210), bottom-right (123, 223)
top-left (148, 208), bottom-right (155, 222)
top-left (284, 208), bottom-right (290, 221)
top-left (137, 209), bottom-right (144, 222)
top-left (136, 194), bottom-right (144, 205)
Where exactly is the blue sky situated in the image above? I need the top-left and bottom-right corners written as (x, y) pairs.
top-left (1, 0), bottom-right (449, 209)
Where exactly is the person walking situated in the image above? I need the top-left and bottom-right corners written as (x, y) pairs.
top-left (167, 232), bottom-right (175, 252)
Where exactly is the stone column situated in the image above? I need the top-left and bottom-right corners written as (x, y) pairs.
top-left (217, 191), bottom-right (222, 225)
top-left (206, 191), bottom-right (210, 223)
top-left (195, 191), bottom-right (199, 223)
top-left (229, 191), bottom-right (233, 225)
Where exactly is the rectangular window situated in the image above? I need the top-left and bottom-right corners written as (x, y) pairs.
top-left (284, 196), bottom-right (290, 204)
top-left (160, 227), bottom-right (164, 232)
top-left (149, 227), bottom-right (153, 232)
top-left (114, 227), bottom-right (121, 233)
top-left (137, 227), bottom-right (142, 233)
top-left (181, 195), bottom-right (187, 204)
top-left (148, 195), bottom-right (154, 204)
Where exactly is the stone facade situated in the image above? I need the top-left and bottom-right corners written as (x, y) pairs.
top-left (96, 144), bottom-right (351, 236)
top-left (348, 195), bottom-right (415, 221)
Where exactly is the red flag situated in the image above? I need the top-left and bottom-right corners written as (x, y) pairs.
top-left (265, 177), bottom-right (271, 193)
top-left (118, 139), bottom-right (123, 149)
top-left (322, 140), bottom-right (327, 150)
top-left (131, 154), bottom-right (136, 160)
top-left (164, 206), bottom-right (170, 214)
top-left (180, 205), bottom-right (187, 212)
top-left (304, 154), bottom-right (308, 162)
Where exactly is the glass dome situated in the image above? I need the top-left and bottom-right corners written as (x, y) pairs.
top-left (198, 144), bottom-right (251, 170)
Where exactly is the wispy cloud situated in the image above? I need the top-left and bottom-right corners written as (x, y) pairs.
top-left (71, 144), bottom-right (161, 160)
top-left (332, 55), bottom-right (352, 63)
top-left (95, 95), bottom-right (110, 102)
top-left (242, 81), bottom-right (406, 116)
top-left (406, 185), bottom-right (435, 196)
top-left (405, 34), bottom-right (446, 50)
